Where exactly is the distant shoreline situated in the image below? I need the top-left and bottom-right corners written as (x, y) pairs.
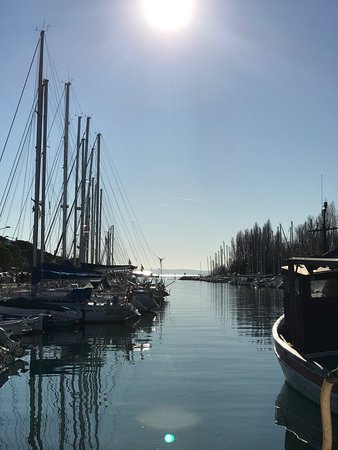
top-left (179, 274), bottom-right (284, 289)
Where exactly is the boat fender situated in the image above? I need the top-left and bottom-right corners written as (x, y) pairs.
top-left (321, 367), bottom-right (338, 450)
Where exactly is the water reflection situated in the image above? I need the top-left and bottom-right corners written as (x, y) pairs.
top-left (275, 382), bottom-right (338, 450)
top-left (207, 282), bottom-right (284, 348)
top-left (0, 310), bottom-right (165, 449)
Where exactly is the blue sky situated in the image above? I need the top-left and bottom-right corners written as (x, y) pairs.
top-left (1, 1), bottom-right (338, 270)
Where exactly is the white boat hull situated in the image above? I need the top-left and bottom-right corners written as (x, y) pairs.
top-left (4, 293), bottom-right (139, 324)
top-left (273, 315), bottom-right (338, 415)
top-left (80, 303), bottom-right (139, 322)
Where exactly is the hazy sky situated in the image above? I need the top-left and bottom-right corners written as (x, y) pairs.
top-left (1, 1), bottom-right (338, 270)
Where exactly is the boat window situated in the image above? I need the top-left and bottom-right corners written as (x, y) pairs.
top-left (311, 279), bottom-right (338, 298)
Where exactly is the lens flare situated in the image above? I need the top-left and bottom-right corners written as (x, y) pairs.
top-left (164, 433), bottom-right (175, 443)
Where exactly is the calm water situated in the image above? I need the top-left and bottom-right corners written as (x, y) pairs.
top-left (0, 281), bottom-right (325, 449)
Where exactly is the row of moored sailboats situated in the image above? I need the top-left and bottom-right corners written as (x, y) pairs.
top-left (0, 268), bottom-right (170, 330)
top-left (0, 30), bottom-right (170, 338)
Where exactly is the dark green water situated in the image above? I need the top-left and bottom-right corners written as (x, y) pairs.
top-left (0, 281), bottom-right (325, 449)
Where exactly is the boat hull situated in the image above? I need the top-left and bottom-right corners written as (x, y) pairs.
top-left (273, 315), bottom-right (338, 415)
top-left (4, 293), bottom-right (139, 324)
top-left (132, 290), bottom-right (159, 311)
top-left (36, 296), bottom-right (141, 323)
top-left (0, 298), bottom-right (82, 328)
top-left (80, 303), bottom-right (140, 323)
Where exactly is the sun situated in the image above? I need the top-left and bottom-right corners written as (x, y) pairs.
top-left (141, 0), bottom-right (195, 32)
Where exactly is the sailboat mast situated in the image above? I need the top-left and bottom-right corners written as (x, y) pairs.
top-left (322, 201), bottom-right (328, 254)
top-left (32, 30), bottom-right (45, 269)
top-left (73, 117), bottom-right (82, 265)
top-left (85, 147), bottom-right (94, 263)
top-left (62, 82), bottom-right (70, 261)
top-left (99, 188), bottom-right (103, 264)
top-left (95, 134), bottom-right (101, 264)
top-left (106, 228), bottom-right (111, 266)
top-left (111, 224), bottom-right (114, 266)
top-left (41, 79), bottom-right (48, 263)
top-left (90, 176), bottom-right (95, 264)
top-left (79, 117), bottom-right (90, 264)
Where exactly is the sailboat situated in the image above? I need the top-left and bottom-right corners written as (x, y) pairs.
top-left (0, 30), bottom-right (140, 324)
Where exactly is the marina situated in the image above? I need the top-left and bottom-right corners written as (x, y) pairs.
top-left (2, 4), bottom-right (338, 450)
top-left (0, 280), bottom-right (295, 450)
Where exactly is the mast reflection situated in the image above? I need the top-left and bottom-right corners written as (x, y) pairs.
top-left (6, 312), bottom-right (164, 449)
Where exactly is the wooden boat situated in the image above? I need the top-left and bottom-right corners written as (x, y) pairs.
top-left (273, 256), bottom-right (338, 415)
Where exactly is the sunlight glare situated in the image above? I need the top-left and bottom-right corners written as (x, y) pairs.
top-left (141, 0), bottom-right (195, 32)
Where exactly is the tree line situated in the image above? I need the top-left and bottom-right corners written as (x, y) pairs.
top-left (210, 201), bottom-right (338, 276)
top-left (0, 238), bottom-right (54, 274)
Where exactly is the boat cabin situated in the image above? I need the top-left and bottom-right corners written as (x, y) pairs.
top-left (282, 257), bottom-right (338, 354)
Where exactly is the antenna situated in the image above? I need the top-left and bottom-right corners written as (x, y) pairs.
top-left (321, 174), bottom-right (323, 207)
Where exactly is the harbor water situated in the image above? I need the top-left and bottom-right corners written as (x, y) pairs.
top-left (0, 280), bottom-right (325, 449)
